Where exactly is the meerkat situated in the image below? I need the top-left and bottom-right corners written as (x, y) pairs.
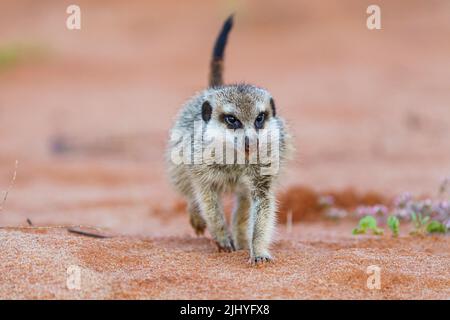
top-left (166, 15), bottom-right (291, 264)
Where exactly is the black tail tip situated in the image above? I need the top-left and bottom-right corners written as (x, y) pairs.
top-left (213, 14), bottom-right (235, 59)
top-left (224, 14), bottom-right (234, 30)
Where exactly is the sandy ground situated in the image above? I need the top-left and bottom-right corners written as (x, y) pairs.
top-left (1, 224), bottom-right (449, 299)
top-left (0, 0), bottom-right (449, 299)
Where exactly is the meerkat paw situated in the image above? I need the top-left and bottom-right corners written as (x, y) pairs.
top-left (214, 236), bottom-right (235, 252)
top-left (249, 253), bottom-right (272, 265)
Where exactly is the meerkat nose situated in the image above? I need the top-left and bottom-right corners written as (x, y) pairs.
top-left (245, 136), bottom-right (250, 153)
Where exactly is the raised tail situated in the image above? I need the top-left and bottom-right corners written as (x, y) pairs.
top-left (209, 15), bottom-right (234, 87)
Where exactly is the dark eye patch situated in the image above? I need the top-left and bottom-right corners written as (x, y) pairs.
top-left (221, 114), bottom-right (242, 129)
top-left (254, 112), bottom-right (267, 129)
top-left (202, 101), bottom-right (212, 122)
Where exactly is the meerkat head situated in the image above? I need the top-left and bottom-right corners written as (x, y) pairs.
top-left (200, 84), bottom-right (279, 165)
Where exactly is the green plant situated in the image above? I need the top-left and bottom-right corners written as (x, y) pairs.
top-left (387, 215), bottom-right (400, 237)
top-left (410, 212), bottom-right (430, 235)
top-left (426, 220), bottom-right (447, 234)
top-left (0, 43), bottom-right (48, 72)
top-left (352, 216), bottom-right (384, 235)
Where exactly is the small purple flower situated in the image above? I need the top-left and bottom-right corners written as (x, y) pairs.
top-left (325, 208), bottom-right (347, 219)
top-left (372, 205), bottom-right (389, 217)
top-left (417, 200), bottom-right (433, 216)
top-left (438, 200), bottom-right (449, 212)
top-left (318, 195), bottom-right (334, 208)
top-left (431, 200), bottom-right (450, 222)
top-left (394, 192), bottom-right (413, 209)
top-left (356, 206), bottom-right (372, 218)
top-left (393, 208), bottom-right (410, 220)
top-left (439, 177), bottom-right (450, 195)
top-left (355, 205), bottom-right (389, 225)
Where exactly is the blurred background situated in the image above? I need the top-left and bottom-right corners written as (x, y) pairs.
top-left (1, 0), bottom-right (449, 233)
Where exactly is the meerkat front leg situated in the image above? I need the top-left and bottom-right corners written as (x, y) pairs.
top-left (196, 186), bottom-right (235, 252)
top-left (248, 180), bottom-right (276, 264)
top-left (232, 187), bottom-right (251, 250)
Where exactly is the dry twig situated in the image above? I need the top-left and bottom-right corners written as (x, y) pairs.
top-left (67, 226), bottom-right (112, 238)
top-left (0, 224), bottom-right (112, 238)
top-left (0, 160), bottom-right (18, 213)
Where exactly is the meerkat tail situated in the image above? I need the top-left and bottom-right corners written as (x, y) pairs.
top-left (209, 14), bottom-right (234, 87)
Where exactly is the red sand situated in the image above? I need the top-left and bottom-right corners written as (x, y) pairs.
top-left (1, 0), bottom-right (449, 299)
top-left (1, 224), bottom-right (449, 299)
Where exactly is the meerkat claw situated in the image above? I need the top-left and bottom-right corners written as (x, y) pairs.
top-left (249, 255), bottom-right (272, 265)
top-left (215, 238), bottom-right (235, 252)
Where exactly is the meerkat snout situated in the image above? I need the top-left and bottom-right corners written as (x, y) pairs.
top-left (166, 15), bottom-right (291, 264)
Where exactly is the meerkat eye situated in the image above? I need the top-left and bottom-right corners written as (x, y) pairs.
top-left (223, 114), bottom-right (242, 129)
top-left (254, 112), bottom-right (266, 129)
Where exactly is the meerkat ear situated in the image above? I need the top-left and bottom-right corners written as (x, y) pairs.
top-left (202, 101), bottom-right (212, 122)
top-left (270, 98), bottom-right (276, 117)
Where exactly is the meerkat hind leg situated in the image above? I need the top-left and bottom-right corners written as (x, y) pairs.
top-left (188, 200), bottom-right (206, 236)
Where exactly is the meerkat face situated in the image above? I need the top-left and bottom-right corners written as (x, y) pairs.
top-left (201, 84), bottom-right (279, 164)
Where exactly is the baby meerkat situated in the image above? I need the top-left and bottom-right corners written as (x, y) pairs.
top-left (167, 15), bottom-right (291, 264)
